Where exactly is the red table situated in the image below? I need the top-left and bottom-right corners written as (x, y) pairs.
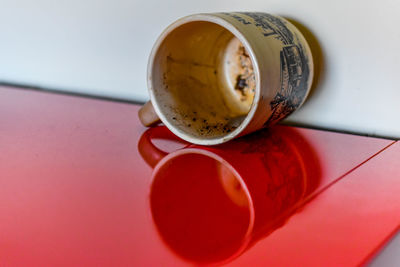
top-left (1, 86), bottom-right (399, 266)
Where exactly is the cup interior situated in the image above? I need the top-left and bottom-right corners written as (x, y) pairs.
top-left (149, 19), bottom-right (257, 142)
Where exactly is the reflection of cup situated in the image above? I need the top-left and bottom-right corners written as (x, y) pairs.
top-left (139, 12), bottom-right (314, 145)
top-left (139, 126), bottom-right (320, 265)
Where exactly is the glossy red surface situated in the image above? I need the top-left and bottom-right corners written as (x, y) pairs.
top-left (231, 141), bottom-right (400, 266)
top-left (0, 86), bottom-right (398, 266)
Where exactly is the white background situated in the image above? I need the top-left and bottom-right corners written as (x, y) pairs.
top-left (0, 0), bottom-right (399, 264)
top-left (1, 0), bottom-right (400, 139)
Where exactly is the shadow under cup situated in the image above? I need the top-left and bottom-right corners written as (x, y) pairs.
top-left (150, 150), bottom-right (254, 264)
top-left (149, 19), bottom-right (258, 143)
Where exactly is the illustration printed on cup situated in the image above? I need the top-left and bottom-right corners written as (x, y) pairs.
top-left (223, 12), bottom-right (312, 125)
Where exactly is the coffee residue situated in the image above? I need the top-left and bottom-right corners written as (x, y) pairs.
top-left (235, 45), bottom-right (256, 101)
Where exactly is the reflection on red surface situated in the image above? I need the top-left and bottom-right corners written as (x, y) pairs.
top-left (1, 86), bottom-right (397, 266)
top-left (139, 126), bottom-right (321, 264)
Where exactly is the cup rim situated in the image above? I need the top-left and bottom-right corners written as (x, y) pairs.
top-left (147, 13), bottom-right (261, 145)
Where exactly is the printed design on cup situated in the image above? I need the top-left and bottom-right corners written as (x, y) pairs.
top-left (223, 12), bottom-right (311, 125)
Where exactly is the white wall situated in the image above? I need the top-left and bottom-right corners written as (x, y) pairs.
top-left (1, 0), bottom-right (399, 139)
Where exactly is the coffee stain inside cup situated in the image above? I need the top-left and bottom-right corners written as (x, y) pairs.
top-left (151, 21), bottom-right (256, 140)
top-left (219, 37), bottom-right (255, 113)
